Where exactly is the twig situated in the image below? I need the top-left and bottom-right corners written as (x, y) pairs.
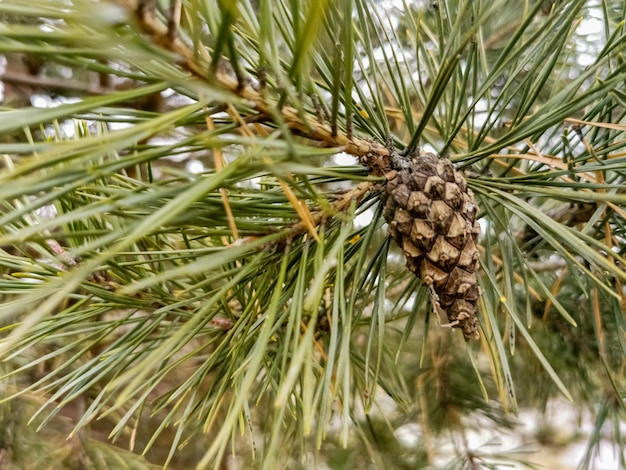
top-left (288, 181), bottom-right (375, 237)
top-left (113, 0), bottom-right (391, 173)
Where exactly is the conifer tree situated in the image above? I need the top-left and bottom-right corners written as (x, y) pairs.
top-left (0, 0), bottom-right (625, 468)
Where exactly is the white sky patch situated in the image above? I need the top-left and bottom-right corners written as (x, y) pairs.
top-left (61, 120), bottom-right (76, 138)
top-left (108, 121), bottom-right (134, 131)
top-left (35, 204), bottom-right (57, 220)
top-left (469, 98), bottom-right (490, 129)
top-left (30, 94), bottom-right (81, 108)
top-left (185, 159), bottom-right (205, 174)
top-left (39, 24), bottom-right (55, 33)
top-left (422, 143), bottom-right (437, 154)
top-left (147, 136), bottom-right (192, 162)
top-left (395, 423), bottom-right (421, 448)
top-left (574, 10), bottom-right (604, 66)
top-left (379, 0), bottom-right (406, 9)
top-left (401, 292), bottom-right (416, 311)
top-left (57, 65), bottom-right (74, 79)
top-left (478, 217), bottom-right (488, 235)
top-left (237, 176), bottom-right (261, 189)
top-left (571, 3), bottom-right (604, 73)
top-left (92, 2), bottom-right (128, 25)
top-left (354, 207), bottom-right (374, 228)
top-left (577, 53), bottom-right (597, 67)
top-left (372, 43), bottom-right (408, 64)
top-left (332, 152), bottom-right (358, 166)
top-left (577, 14), bottom-right (603, 38)
top-left (31, 94), bottom-right (52, 108)
top-left (166, 90), bottom-right (198, 107)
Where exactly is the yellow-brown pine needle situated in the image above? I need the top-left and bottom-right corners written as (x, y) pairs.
top-left (224, 104), bottom-right (321, 242)
top-left (543, 269), bottom-right (565, 321)
top-left (592, 285), bottom-right (607, 361)
top-left (205, 115), bottom-right (239, 240)
top-left (278, 179), bottom-right (321, 243)
top-left (565, 117), bottom-right (626, 132)
top-left (488, 251), bottom-right (542, 302)
top-left (227, 103), bottom-right (255, 136)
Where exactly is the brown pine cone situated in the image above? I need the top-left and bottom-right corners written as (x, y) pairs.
top-left (382, 152), bottom-right (481, 340)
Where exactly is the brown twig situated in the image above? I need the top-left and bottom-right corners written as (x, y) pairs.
top-left (113, 0), bottom-right (391, 172)
top-left (287, 181), bottom-right (375, 237)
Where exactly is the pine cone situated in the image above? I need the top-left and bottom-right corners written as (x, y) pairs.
top-left (382, 153), bottom-right (481, 339)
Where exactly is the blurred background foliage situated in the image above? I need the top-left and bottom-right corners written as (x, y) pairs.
top-left (0, 0), bottom-right (625, 468)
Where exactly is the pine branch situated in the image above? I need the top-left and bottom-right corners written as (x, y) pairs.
top-left (113, 0), bottom-right (392, 173)
top-left (1, 1), bottom-right (626, 468)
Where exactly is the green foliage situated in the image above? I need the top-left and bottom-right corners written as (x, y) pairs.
top-left (0, 0), bottom-right (625, 468)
